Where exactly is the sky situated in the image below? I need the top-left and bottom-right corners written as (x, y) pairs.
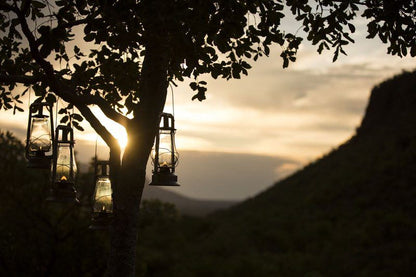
top-left (1, 15), bottom-right (414, 201)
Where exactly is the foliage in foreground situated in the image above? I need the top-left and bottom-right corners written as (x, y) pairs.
top-left (0, 131), bottom-right (190, 277)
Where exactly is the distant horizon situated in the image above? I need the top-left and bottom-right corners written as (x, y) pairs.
top-left (1, 67), bottom-right (415, 201)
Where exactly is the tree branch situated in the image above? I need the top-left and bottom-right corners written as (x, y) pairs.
top-left (0, 2), bottom-right (14, 12)
top-left (58, 10), bottom-right (99, 29)
top-left (8, 7), bottom-right (128, 126)
top-left (14, 6), bottom-right (120, 149)
top-left (79, 94), bottom-right (129, 127)
top-left (0, 74), bottom-right (41, 85)
top-left (59, 17), bottom-right (91, 29)
top-left (19, 0), bottom-right (31, 14)
top-left (77, 104), bottom-right (121, 150)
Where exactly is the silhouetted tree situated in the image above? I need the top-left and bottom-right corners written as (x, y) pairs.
top-left (0, 1), bottom-right (414, 275)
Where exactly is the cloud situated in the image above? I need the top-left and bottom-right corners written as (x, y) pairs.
top-left (170, 39), bottom-right (414, 164)
top-left (68, 137), bottom-right (303, 201)
top-left (201, 63), bottom-right (391, 115)
top-left (173, 96), bottom-right (363, 163)
top-left (163, 150), bottom-right (301, 201)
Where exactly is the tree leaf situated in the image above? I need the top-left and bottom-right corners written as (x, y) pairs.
top-left (84, 33), bottom-right (95, 42)
top-left (32, 1), bottom-right (46, 8)
top-left (45, 94), bottom-right (57, 104)
top-left (60, 115), bottom-right (69, 123)
top-left (71, 113), bottom-right (83, 122)
top-left (410, 45), bottom-right (416, 57)
top-left (72, 121), bottom-right (84, 131)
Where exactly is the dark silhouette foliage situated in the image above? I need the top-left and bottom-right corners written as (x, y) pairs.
top-left (1, 0), bottom-right (415, 275)
top-left (0, 131), bottom-right (109, 276)
top-left (0, 131), bottom-right (189, 276)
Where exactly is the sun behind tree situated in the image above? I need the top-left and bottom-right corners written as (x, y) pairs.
top-left (92, 107), bottom-right (128, 151)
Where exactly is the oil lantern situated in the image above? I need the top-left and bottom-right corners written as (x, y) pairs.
top-left (150, 113), bottom-right (179, 186)
top-left (25, 102), bottom-right (54, 168)
top-left (89, 160), bottom-right (113, 229)
top-left (47, 125), bottom-right (78, 203)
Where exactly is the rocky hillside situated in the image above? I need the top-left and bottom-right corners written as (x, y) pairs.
top-left (167, 70), bottom-right (416, 277)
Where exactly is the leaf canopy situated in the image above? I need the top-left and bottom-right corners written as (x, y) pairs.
top-left (0, 0), bottom-right (414, 118)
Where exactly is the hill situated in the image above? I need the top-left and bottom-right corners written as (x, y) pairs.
top-left (168, 70), bottom-right (416, 276)
top-left (142, 186), bottom-right (237, 216)
top-left (78, 162), bottom-right (238, 216)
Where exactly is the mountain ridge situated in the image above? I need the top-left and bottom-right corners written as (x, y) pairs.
top-left (169, 70), bottom-right (416, 276)
top-left (142, 186), bottom-right (238, 216)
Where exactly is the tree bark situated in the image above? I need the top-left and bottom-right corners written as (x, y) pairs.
top-left (106, 42), bottom-right (169, 277)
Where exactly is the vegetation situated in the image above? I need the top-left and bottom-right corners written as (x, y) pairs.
top-left (1, 70), bottom-right (415, 276)
top-left (0, 131), bottom-right (105, 276)
top-left (0, 130), bottom-right (185, 276)
top-left (1, 0), bottom-right (415, 275)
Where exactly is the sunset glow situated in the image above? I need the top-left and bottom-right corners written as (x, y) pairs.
top-left (91, 107), bottom-right (128, 151)
top-left (0, 19), bottom-right (414, 201)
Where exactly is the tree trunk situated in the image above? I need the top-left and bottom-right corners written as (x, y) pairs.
top-left (105, 42), bottom-right (169, 277)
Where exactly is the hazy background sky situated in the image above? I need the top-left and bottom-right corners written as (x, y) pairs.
top-left (1, 16), bottom-right (414, 201)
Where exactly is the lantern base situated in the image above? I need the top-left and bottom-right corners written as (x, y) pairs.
top-left (89, 212), bottom-right (112, 230)
top-left (149, 172), bottom-right (180, 186)
top-left (27, 156), bottom-right (51, 169)
top-left (46, 182), bottom-right (79, 203)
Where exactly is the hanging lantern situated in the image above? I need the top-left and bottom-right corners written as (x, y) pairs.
top-left (89, 160), bottom-right (113, 230)
top-left (25, 102), bottom-right (54, 168)
top-left (150, 113), bottom-right (179, 186)
top-left (47, 125), bottom-right (79, 203)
